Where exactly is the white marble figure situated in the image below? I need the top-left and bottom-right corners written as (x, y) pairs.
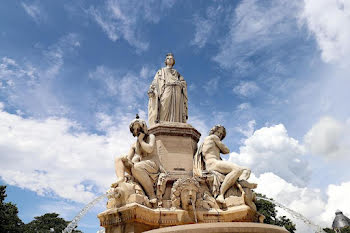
top-left (194, 125), bottom-right (253, 204)
top-left (112, 116), bottom-right (160, 204)
top-left (148, 53), bottom-right (188, 126)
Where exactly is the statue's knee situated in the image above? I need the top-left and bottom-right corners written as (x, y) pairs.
top-left (115, 156), bottom-right (122, 163)
top-left (133, 163), bottom-right (144, 172)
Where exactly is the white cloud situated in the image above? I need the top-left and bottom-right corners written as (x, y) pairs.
top-left (251, 172), bottom-right (350, 232)
top-left (233, 81), bottom-right (259, 97)
top-left (21, 2), bottom-right (45, 23)
top-left (191, 6), bottom-right (224, 48)
top-left (251, 173), bottom-right (326, 232)
top-left (0, 33), bottom-right (80, 117)
top-left (213, 0), bottom-right (301, 70)
top-left (88, 0), bottom-right (175, 51)
top-left (236, 102), bottom-right (251, 111)
top-left (187, 115), bottom-right (210, 143)
top-left (301, 0), bottom-right (350, 66)
top-left (235, 120), bottom-right (256, 138)
top-left (321, 181), bottom-right (350, 223)
top-left (230, 124), bottom-right (310, 187)
top-left (88, 65), bottom-right (150, 107)
top-left (0, 105), bottom-right (134, 203)
top-left (304, 116), bottom-right (350, 159)
top-left (203, 77), bottom-right (220, 95)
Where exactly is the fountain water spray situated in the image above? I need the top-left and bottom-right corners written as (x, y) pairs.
top-left (62, 193), bottom-right (107, 233)
top-left (256, 196), bottom-right (326, 233)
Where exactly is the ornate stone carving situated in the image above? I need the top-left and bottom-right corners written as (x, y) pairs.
top-left (170, 178), bottom-right (200, 210)
top-left (113, 116), bottom-right (160, 204)
top-left (98, 55), bottom-right (267, 233)
top-left (193, 125), bottom-right (257, 205)
top-left (107, 177), bottom-right (151, 209)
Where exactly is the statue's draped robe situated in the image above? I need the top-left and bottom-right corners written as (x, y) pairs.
top-left (148, 67), bottom-right (188, 127)
top-left (193, 143), bottom-right (225, 198)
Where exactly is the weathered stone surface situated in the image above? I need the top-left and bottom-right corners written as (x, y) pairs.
top-left (98, 203), bottom-right (261, 233)
top-left (144, 222), bottom-right (289, 233)
top-left (101, 55), bottom-right (266, 233)
top-left (148, 53), bottom-right (188, 127)
top-left (149, 122), bottom-right (200, 173)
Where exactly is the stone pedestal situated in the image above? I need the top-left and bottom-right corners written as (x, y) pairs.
top-left (98, 203), bottom-right (261, 233)
top-left (149, 122), bottom-right (201, 175)
top-left (144, 222), bottom-right (289, 233)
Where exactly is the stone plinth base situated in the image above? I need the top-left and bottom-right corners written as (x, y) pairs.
top-left (98, 203), bottom-right (261, 233)
top-left (148, 122), bottom-right (200, 174)
top-left (145, 222), bottom-right (289, 233)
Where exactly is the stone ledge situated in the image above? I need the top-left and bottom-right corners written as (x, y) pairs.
top-left (144, 222), bottom-right (289, 233)
top-left (149, 122), bottom-right (201, 142)
top-left (98, 203), bottom-right (258, 230)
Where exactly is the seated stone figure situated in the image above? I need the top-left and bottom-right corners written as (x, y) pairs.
top-left (194, 125), bottom-right (255, 204)
top-left (112, 115), bottom-right (160, 204)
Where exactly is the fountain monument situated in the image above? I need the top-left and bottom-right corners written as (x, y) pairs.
top-left (97, 53), bottom-right (289, 233)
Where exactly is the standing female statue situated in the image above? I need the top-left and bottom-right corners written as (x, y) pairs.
top-left (148, 53), bottom-right (188, 127)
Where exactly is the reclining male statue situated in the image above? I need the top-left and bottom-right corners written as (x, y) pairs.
top-left (112, 115), bottom-right (160, 204)
top-left (194, 125), bottom-right (256, 204)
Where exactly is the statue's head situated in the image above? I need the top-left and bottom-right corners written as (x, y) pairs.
top-left (171, 178), bottom-right (199, 211)
top-left (209, 125), bottom-right (226, 140)
top-left (164, 53), bottom-right (175, 67)
top-left (129, 114), bottom-right (148, 137)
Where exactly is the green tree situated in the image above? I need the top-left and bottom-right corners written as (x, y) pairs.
top-left (324, 226), bottom-right (350, 233)
top-left (23, 212), bottom-right (82, 233)
top-left (255, 193), bottom-right (296, 233)
top-left (0, 185), bottom-right (24, 233)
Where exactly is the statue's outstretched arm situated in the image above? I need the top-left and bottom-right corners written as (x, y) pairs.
top-left (213, 136), bottom-right (230, 154)
top-left (138, 134), bottom-right (156, 154)
top-left (126, 144), bottom-right (136, 161)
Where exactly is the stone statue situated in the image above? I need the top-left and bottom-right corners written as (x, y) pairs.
top-left (113, 115), bottom-right (160, 204)
top-left (171, 178), bottom-right (200, 210)
top-left (148, 53), bottom-right (188, 126)
top-left (193, 125), bottom-right (253, 204)
top-left (107, 177), bottom-right (151, 209)
top-left (99, 54), bottom-right (275, 232)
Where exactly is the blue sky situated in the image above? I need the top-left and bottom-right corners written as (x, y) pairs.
top-left (1, 0), bottom-right (350, 232)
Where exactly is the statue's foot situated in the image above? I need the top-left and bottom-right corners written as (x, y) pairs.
top-left (259, 214), bottom-right (265, 223)
top-left (239, 180), bottom-right (257, 189)
top-left (216, 195), bottom-right (225, 204)
top-left (111, 177), bottom-right (125, 188)
top-left (241, 192), bottom-right (246, 201)
top-left (149, 198), bottom-right (157, 204)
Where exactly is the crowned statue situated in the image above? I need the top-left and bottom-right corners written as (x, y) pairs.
top-left (148, 53), bottom-right (188, 126)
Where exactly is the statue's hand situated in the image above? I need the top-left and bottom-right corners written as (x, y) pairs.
top-left (147, 89), bottom-right (155, 98)
top-left (121, 156), bottom-right (129, 163)
top-left (138, 133), bottom-right (145, 142)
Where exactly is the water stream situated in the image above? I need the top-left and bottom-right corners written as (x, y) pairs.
top-left (191, 199), bottom-right (198, 223)
top-left (62, 193), bottom-right (107, 233)
top-left (62, 193), bottom-right (327, 233)
top-left (256, 196), bottom-right (326, 233)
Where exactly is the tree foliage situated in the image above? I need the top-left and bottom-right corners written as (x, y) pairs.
top-left (0, 186), bottom-right (81, 233)
top-left (324, 227), bottom-right (350, 233)
top-left (23, 212), bottom-right (81, 233)
top-left (255, 193), bottom-right (296, 233)
top-left (0, 185), bottom-right (24, 233)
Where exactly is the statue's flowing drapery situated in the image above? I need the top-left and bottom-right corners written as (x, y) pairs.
top-left (148, 67), bottom-right (188, 126)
